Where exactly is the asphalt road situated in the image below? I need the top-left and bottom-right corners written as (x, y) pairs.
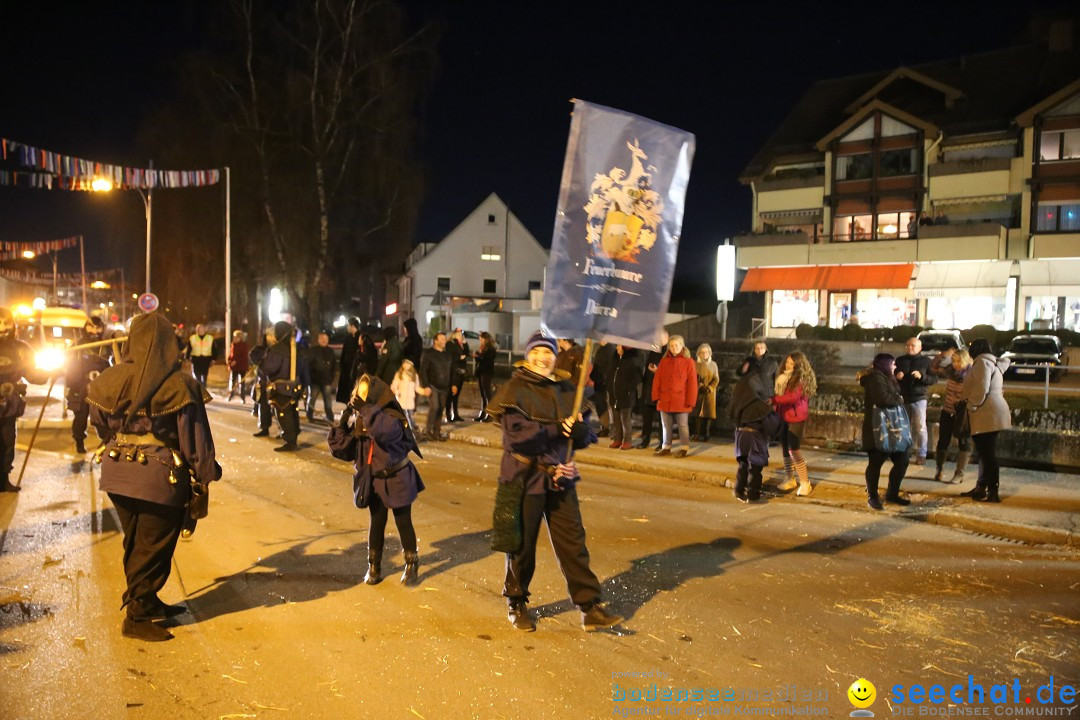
top-left (1, 400), bottom-right (1077, 718)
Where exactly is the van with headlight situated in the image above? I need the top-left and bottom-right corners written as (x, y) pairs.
top-left (19, 307), bottom-right (90, 372)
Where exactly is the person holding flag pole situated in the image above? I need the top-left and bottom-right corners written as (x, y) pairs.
top-left (490, 100), bottom-right (694, 632)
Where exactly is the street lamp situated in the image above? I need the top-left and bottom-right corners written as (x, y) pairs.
top-left (92, 174), bottom-right (152, 294)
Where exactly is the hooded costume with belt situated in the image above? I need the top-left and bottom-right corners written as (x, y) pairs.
top-left (88, 312), bottom-right (220, 506)
top-left (328, 374), bottom-right (424, 508)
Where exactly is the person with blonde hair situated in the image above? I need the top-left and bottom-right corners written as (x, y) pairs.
top-left (692, 344), bottom-right (719, 441)
top-left (652, 334), bottom-right (698, 457)
top-left (929, 346), bottom-right (973, 483)
top-left (773, 351), bottom-right (817, 496)
top-left (391, 359), bottom-right (421, 435)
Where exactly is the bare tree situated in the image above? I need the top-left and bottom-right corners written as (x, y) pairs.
top-left (216, 0), bottom-right (433, 326)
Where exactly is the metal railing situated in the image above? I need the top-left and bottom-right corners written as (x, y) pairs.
top-left (1002, 363), bottom-right (1080, 409)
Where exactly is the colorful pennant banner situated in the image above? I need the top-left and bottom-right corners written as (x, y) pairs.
top-left (0, 267), bottom-right (123, 286)
top-left (0, 236), bottom-right (81, 260)
top-left (1, 137), bottom-right (221, 190)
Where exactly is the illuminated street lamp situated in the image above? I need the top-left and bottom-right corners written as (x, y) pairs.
top-left (92, 172), bottom-right (152, 294)
top-left (21, 250), bottom-right (35, 259)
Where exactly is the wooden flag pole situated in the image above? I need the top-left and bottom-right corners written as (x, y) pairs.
top-left (15, 375), bottom-right (58, 488)
top-left (566, 338), bottom-right (594, 460)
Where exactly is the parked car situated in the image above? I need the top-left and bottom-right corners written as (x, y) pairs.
top-left (916, 329), bottom-right (967, 357)
top-left (1001, 334), bottom-right (1070, 381)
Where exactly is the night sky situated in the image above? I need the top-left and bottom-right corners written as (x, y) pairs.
top-left (0, 1), bottom-right (1064, 301)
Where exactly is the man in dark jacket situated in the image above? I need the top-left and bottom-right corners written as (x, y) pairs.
top-left (488, 331), bottom-right (622, 633)
top-left (87, 312), bottom-right (221, 641)
top-left (894, 336), bottom-right (936, 465)
top-left (444, 330), bottom-right (468, 423)
top-left (67, 316), bottom-right (113, 454)
top-left (306, 331), bottom-right (337, 423)
top-left (419, 332), bottom-right (453, 441)
top-left (637, 330), bottom-right (668, 449)
top-left (261, 321), bottom-right (302, 452)
top-left (0, 307), bottom-right (49, 492)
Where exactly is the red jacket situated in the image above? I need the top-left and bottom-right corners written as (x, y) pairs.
top-left (773, 385), bottom-right (809, 423)
top-left (228, 341), bottom-right (250, 374)
top-left (652, 349), bottom-right (698, 413)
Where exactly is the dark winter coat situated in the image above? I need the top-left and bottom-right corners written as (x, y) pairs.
top-left (447, 339), bottom-right (468, 383)
top-left (727, 370), bottom-right (773, 427)
top-left (859, 368), bottom-right (905, 451)
top-left (641, 349), bottom-right (663, 407)
top-left (612, 348), bottom-right (644, 410)
top-left (354, 335), bottom-right (379, 379)
top-left (327, 376), bottom-right (423, 509)
top-left (376, 335), bottom-right (404, 385)
top-left (590, 343), bottom-right (617, 393)
top-left (653, 348), bottom-right (698, 413)
top-left (420, 346), bottom-right (452, 391)
top-left (308, 345), bottom-right (337, 386)
top-left (894, 353), bottom-right (936, 402)
top-left (739, 354), bottom-right (778, 397)
top-left (475, 346), bottom-right (497, 377)
top-left (555, 342), bottom-right (585, 384)
top-left (488, 364), bottom-right (595, 495)
top-left (336, 332), bottom-right (360, 403)
top-left (402, 319), bottom-right (423, 368)
top-left (227, 340), bottom-right (250, 374)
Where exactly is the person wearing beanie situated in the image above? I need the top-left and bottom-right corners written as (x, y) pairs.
top-left (487, 330), bottom-right (623, 633)
top-left (67, 316), bottom-right (112, 454)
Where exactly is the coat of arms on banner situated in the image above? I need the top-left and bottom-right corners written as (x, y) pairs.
top-left (584, 140), bottom-right (663, 263)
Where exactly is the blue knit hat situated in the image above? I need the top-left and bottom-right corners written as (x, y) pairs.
top-left (525, 331), bottom-right (558, 355)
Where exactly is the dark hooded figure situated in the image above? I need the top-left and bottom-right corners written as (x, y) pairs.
top-left (0, 307), bottom-right (49, 493)
top-left (401, 318), bottom-right (423, 368)
top-left (327, 374), bottom-right (424, 586)
top-left (261, 321), bottom-right (302, 452)
top-left (67, 315), bottom-right (112, 454)
top-left (376, 326), bottom-right (404, 386)
top-left (87, 312), bottom-right (221, 642)
top-left (336, 317), bottom-right (361, 404)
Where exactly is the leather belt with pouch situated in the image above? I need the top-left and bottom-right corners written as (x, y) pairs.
top-left (373, 457), bottom-right (410, 479)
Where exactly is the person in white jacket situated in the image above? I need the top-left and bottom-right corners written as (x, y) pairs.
top-left (958, 338), bottom-right (1011, 503)
top-left (391, 359), bottom-right (420, 435)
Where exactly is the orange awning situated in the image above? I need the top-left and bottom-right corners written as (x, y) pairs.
top-left (740, 264), bottom-right (914, 292)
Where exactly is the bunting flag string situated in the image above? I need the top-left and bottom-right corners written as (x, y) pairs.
top-left (0, 236), bottom-right (81, 260)
top-left (1, 137), bottom-right (221, 190)
top-left (0, 267), bottom-right (123, 286)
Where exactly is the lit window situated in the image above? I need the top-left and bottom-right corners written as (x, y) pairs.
top-left (481, 245), bottom-right (501, 261)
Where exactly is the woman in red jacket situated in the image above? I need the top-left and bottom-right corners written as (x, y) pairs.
top-left (651, 334), bottom-right (698, 457)
top-left (773, 351), bottom-right (817, 496)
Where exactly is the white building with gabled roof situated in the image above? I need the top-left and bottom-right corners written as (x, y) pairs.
top-left (391, 193), bottom-right (548, 349)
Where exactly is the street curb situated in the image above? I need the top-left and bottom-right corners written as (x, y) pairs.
top-left (445, 428), bottom-right (1077, 549)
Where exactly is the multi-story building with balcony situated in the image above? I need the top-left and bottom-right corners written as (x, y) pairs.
top-left (735, 23), bottom-right (1080, 337)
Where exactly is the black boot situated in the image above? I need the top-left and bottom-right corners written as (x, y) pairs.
top-left (959, 483), bottom-right (987, 500)
top-left (364, 549), bottom-right (382, 585)
top-left (884, 472), bottom-right (911, 506)
top-left (974, 481), bottom-right (1000, 503)
top-left (75, 439), bottom-right (87, 454)
top-left (0, 475), bottom-right (20, 493)
top-left (701, 419), bottom-right (711, 442)
top-left (866, 471), bottom-right (882, 510)
top-left (400, 550), bottom-right (419, 586)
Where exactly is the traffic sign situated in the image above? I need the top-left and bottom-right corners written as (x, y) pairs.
top-left (137, 293), bottom-right (159, 313)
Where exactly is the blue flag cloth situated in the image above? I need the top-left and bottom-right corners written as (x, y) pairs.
top-left (541, 100), bottom-right (695, 351)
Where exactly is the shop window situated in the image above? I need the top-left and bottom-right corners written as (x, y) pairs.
top-left (855, 289), bottom-right (915, 328)
top-left (836, 154), bottom-right (873, 180)
top-left (770, 290), bottom-right (818, 328)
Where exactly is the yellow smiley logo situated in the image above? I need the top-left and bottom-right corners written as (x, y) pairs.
top-left (848, 678), bottom-right (876, 708)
